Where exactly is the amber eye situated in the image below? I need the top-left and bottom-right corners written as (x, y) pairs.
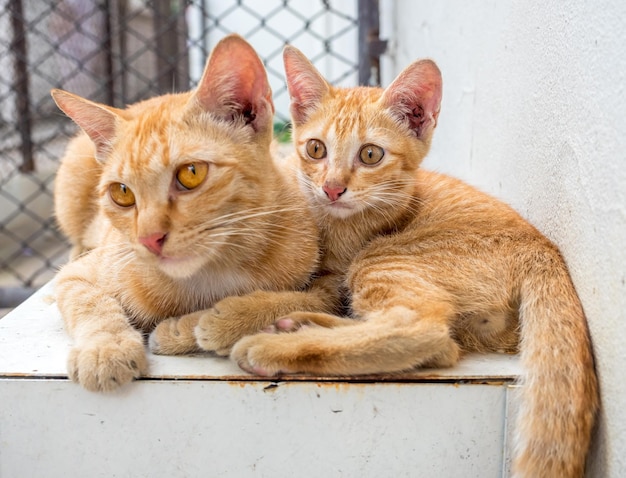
top-left (176, 162), bottom-right (208, 190)
top-left (109, 183), bottom-right (136, 207)
top-left (305, 139), bottom-right (327, 160)
top-left (359, 144), bottom-right (384, 165)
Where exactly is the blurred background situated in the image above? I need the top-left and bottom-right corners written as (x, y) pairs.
top-left (0, 0), bottom-right (385, 310)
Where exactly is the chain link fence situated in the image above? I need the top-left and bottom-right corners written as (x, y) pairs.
top-left (0, 0), bottom-right (384, 309)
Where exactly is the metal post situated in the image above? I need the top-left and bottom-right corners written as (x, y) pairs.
top-left (153, 0), bottom-right (189, 94)
top-left (103, 0), bottom-right (115, 105)
top-left (9, 0), bottom-right (34, 173)
top-left (357, 0), bottom-right (387, 87)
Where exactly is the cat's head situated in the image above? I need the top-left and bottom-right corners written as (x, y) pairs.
top-left (283, 46), bottom-right (442, 220)
top-left (51, 34), bottom-right (276, 279)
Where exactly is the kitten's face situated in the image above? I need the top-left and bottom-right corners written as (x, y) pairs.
top-left (293, 88), bottom-right (425, 220)
top-left (284, 46), bottom-right (441, 221)
top-left (98, 96), bottom-right (270, 279)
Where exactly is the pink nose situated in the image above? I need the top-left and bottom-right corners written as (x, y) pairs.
top-left (323, 184), bottom-right (347, 202)
top-left (139, 232), bottom-right (167, 255)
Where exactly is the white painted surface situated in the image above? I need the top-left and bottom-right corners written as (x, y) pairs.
top-left (0, 282), bottom-right (521, 477)
top-left (0, 281), bottom-right (521, 380)
top-left (384, 2), bottom-right (626, 476)
top-left (1, 380), bottom-right (513, 478)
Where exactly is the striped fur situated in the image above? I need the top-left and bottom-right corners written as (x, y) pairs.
top-left (51, 35), bottom-right (319, 392)
top-left (230, 46), bottom-right (598, 477)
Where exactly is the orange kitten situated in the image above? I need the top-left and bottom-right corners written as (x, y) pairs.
top-left (51, 35), bottom-right (319, 392)
top-left (228, 47), bottom-right (599, 477)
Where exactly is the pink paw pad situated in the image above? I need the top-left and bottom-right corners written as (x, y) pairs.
top-left (275, 318), bottom-right (297, 331)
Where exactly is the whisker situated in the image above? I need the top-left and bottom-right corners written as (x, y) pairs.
top-left (201, 205), bottom-right (310, 232)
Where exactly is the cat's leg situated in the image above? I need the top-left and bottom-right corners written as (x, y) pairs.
top-left (244, 273), bottom-right (353, 333)
top-left (264, 311), bottom-right (358, 333)
top-left (150, 288), bottom-right (336, 356)
top-left (55, 254), bottom-right (148, 392)
top-left (231, 303), bottom-right (460, 376)
top-left (196, 289), bottom-right (338, 355)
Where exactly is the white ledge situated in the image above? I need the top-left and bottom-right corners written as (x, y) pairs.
top-left (0, 281), bottom-right (521, 477)
top-left (0, 281), bottom-right (521, 383)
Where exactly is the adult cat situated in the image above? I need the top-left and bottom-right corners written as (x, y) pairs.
top-left (226, 47), bottom-right (597, 477)
top-left (51, 35), bottom-right (320, 392)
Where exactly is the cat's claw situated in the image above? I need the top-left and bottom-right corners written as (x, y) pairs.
top-left (67, 331), bottom-right (147, 392)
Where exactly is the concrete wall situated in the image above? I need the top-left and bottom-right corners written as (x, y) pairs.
top-left (383, 1), bottom-right (626, 476)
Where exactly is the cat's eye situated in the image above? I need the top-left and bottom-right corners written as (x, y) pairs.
top-left (109, 183), bottom-right (136, 207)
top-left (176, 162), bottom-right (208, 190)
top-left (359, 144), bottom-right (385, 165)
top-left (306, 139), bottom-right (327, 160)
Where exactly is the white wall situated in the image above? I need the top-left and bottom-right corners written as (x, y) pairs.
top-left (384, 1), bottom-right (626, 476)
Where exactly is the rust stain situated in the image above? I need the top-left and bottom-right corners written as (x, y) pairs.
top-left (263, 382), bottom-right (279, 393)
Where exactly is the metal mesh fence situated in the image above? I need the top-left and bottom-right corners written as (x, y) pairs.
top-left (0, 0), bottom-right (383, 307)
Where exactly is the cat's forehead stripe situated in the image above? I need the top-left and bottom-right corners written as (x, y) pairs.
top-left (328, 88), bottom-right (383, 141)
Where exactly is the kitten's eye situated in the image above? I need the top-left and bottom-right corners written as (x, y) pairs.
top-left (176, 162), bottom-right (208, 190)
top-left (306, 139), bottom-right (327, 160)
top-left (359, 144), bottom-right (385, 165)
top-left (109, 183), bottom-right (136, 207)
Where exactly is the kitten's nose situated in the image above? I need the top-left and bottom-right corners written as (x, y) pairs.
top-left (139, 232), bottom-right (167, 255)
top-left (323, 184), bottom-right (347, 202)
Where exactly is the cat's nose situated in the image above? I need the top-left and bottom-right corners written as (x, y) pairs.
top-left (139, 232), bottom-right (167, 255)
top-left (323, 184), bottom-right (347, 202)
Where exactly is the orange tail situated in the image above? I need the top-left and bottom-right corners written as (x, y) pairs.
top-left (513, 260), bottom-right (598, 477)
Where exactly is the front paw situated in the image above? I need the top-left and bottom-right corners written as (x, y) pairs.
top-left (194, 306), bottom-right (236, 356)
top-left (195, 296), bottom-right (267, 356)
top-left (230, 334), bottom-right (295, 377)
top-left (149, 314), bottom-right (201, 355)
top-left (68, 330), bottom-right (147, 392)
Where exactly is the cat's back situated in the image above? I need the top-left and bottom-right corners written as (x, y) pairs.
top-left (411, 169), bottom-right (536, 235)
top-left (54, 133), bottom-right (104, 257)
top-left (360, 167), bottom-right (552, 272)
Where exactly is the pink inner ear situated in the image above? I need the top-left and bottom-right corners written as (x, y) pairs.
top-left (51, 90), bottom-right (118, 159)
top-left (193, 35), bottom-right (273, 129)
top-left (382, 59), bottom-right (442, 139)
top-left (283, 46), bottom-right (330, 125)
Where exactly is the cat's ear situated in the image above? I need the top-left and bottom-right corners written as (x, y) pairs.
top-left (51, 89), bottom-right (123, 162)
top-left (380, 59), bottom-right (442, 140)
top-left (283, 45), bottom-right (331, 126)
top-left (192, 34), bottom-right (273, 133)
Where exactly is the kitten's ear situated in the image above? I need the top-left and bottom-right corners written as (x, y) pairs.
top-left (193, 34), bottom-right (273, 133)
top-left (283, 45), bottom-right (331, 126)
top-left (380, 59), bottom-right (442, 140)
top-left (51, 89), bottom-right (122, 162)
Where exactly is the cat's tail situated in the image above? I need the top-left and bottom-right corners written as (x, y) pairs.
top-left (514, 251), bottom-right (598, 478)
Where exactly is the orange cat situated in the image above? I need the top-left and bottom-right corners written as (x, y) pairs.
top-left (224, 47), bottom-right (597, 477)
top-left (51, 35), bottom-right (320, 392)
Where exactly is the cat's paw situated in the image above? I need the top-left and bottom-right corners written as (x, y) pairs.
top-left (194, 305), bottom-right (239, 356)
top-left (230, 334), bottom-right (296, 376)
top-left (67, 330), bottom-right (147, 392)
top-left (149, 314), bottom-right (201, 355)
top-left (261, 316), bottom-right (309, 334)
top-left (194, 295), bottom-right (273, 355)
top-left (262, 311), bottom-right (355, 334)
